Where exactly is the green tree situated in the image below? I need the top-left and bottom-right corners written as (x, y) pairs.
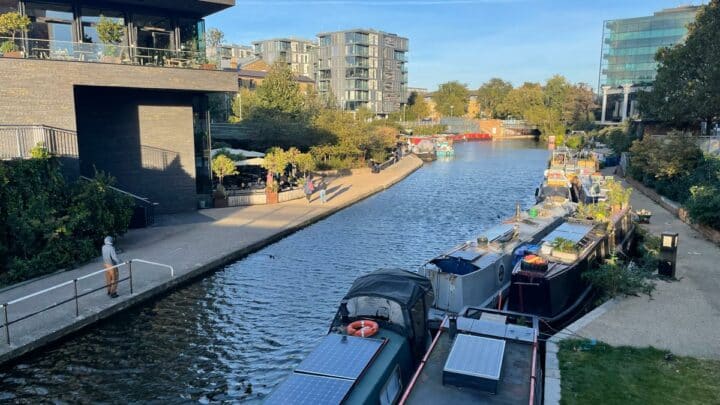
top-left (476, 78), bottom-right (513, 118)
top-left (497, 82), bottom-right (544, 119)
top-left (432, 81), bottom-right (469, 116)
top-left (641, 0), bottom-right (720, 129)
top-left (0, 11), bottom-right (30, 52)
top-left (564, 83), bottom-right (598, 128)
top-left (524, 104), bottom-right (565, 140)
top-left (544, 74), bottom-right (571, 114)
top-left (407, 95), bottom-right (430, 121)
top-left (229, 88), bottom-right (258, 122)
top-left (206, 28), bottom-right (224, 49)
top-left (254, 62), bottom-right (305, 118)
top-left (211, 155), bottom-right (238, 185)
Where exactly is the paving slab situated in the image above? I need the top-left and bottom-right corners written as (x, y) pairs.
top-left (0, 156), bottom-right (423, 366)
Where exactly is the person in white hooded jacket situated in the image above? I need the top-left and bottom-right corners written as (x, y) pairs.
top-left (102, 236), bottom-right (121, 298)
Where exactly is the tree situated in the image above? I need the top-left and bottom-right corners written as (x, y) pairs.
top-left (254, 62), bottom-right (305, 118)
top-left (432, 81), bottom-right (469, 116)
top-left (524, 104), bottom-right (565, 139)
top-left (497, 82), bottom-right (544, 119)
top-left (261, 147), bottom-right (290, 177)
top-left (407, 95), bottom-right (430, 121)
top-left (211, 155), bottom-right (237, 185)
top-left (544, 75), bottom-right (571, 114)
top-left (641, 0), bottom-right (720, 129)
top-left (476, 78), bottom-right (513, 118)
top-left (564, 83), bottom-right (598, 128)
top-left (229, 88), bottom-right (258, 122)
top-left (0, 11), bottom-right (30, 53)
top-left (206, 28), bottom-right (224, 49)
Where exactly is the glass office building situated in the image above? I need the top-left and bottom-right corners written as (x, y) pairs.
top-left (599, 6), bottom-right (699, 89)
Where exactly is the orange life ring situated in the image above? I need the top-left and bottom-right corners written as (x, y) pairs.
top-left (346, 320), bottom-right (379, 338)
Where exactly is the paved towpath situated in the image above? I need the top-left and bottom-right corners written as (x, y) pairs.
top-left (0, 156), bottom-right (423, 366)
top-left (577, 172), bottom-right (720, 359)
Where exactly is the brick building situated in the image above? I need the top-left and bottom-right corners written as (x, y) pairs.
top-left (0, 0), bottom-right (237, 212)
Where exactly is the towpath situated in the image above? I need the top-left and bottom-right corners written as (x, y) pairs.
top-left (576, 172), bottom-right (720, 359)
top-left (0, 156), bottom-right (423, 366)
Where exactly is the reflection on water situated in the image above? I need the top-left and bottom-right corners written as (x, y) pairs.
top-left (0, 141), bottom-right (548, 403)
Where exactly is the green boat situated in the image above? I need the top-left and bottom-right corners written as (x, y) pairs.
top-left (435, 140), bottom-right (455, 158)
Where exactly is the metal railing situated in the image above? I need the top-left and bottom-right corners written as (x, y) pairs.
top-left (0, 125), bottom-right (78, 159)
top-left (0, 37), bottom-right (219, 70)
top-left (79, 176), bottom-right (159, 227)
top-left (0, 259), bottom-right (173, 345)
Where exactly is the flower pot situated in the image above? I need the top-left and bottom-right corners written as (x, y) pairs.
top-left (2, 51), bottom-right (23, 58)
top-left (266, 190), bottom-right (279, 204)
top-left (200, 63), bottom-right (216, 70)
top-left (552, 250), bottom-right (578, 262)
top-left (214, 197), bottom-right (228, 208)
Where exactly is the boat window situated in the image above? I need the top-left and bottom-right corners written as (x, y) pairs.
top-left (379, 366), bottom-right (402, 405)
top-left (498, 264), bottom-right (505, 283)
top-left (346, 296), bottom-right (404, 326)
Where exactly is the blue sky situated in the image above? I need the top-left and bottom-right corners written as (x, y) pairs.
top-left (206, 0), bottom-right (706, 91)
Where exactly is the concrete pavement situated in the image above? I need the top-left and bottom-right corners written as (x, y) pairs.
top-left (576, 173), bottom-right (720, 360)
top-left (0, 156), bottom-right (424, 366)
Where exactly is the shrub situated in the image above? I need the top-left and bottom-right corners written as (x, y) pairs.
top-left (685, 185), bottom-right (720, 229)
top-left (583, 255), bottom-right (655, 299)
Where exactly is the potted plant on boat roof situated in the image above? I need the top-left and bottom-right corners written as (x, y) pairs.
top-left (261, 147), bottom-right (289, 205)
top-left (212, 154), bottom-right (238, 208)
top-left (0, 12), bottom-right (30, 58)
top-left (96, 16), bottom-right (124, 63)
top-left (551, 237), bottom-right (579, 262)
top-left (605, 179), bottom-right (631, 213)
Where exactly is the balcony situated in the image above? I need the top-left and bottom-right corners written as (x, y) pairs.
top-left (0, 37), bottom-right (220, 70)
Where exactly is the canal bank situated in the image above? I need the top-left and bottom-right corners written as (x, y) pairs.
top-left (0, 156), bottom-right (424, 367)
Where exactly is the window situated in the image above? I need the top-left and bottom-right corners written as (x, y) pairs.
top-left (26, 2), bottom-right (74, 43)
top-left (178, 18), bottom-right (201, 51)
top-left (80, 9), bottom-right (125, 45)
top-left (379, 366), bottom-right (402, 405)
top-left (319, 35), bottom-right (331, 46)
top-left (0, 0), bottom-right (17, 13)
top-left (133, 15), bottom-right (173, 50)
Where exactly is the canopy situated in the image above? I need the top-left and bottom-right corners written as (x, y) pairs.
top-left (211, 148), bottom-right (265, 158)
top-left (343, 268), bottom-right (433, 310)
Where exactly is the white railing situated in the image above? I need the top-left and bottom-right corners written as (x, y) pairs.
top-left (0, 125), bottom-right (78, 159)
top-left (0, 259), bottom-right (174, 345)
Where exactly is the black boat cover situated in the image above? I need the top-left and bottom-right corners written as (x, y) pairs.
top-left (343, 268), bottom-right (434, 310)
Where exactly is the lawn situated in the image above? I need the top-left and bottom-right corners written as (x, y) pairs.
top-left (557, 339), bottom-right (720, 405)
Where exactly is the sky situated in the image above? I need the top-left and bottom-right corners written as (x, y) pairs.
top-left (206, 0), bottom-right (707, 91)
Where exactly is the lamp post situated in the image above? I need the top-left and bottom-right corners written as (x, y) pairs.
top-left (450, 105), bottom-right (454, 117)
top-left (658, 232), bottom-right (679, 278)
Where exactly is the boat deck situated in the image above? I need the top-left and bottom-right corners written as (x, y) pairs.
top-left (405, 333), bottom-right (533, 405)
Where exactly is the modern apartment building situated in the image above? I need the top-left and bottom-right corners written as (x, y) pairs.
top-left (252, 38), bottom-right (316, 78)
top-left (210, 43), bottom-right (253, 69)
top-left (0, 0), bottom-right (238, 212)
top-left (598, 5), bottom-right (699, 123)
top-left (316, 29), bottom-right (408, 115)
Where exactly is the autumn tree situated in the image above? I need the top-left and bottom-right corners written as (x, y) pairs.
top-left (432, 81), bottom-right (470, 116)
top-left (407, 93), bottom-right (430, 120)
top-left (476, 78), bottom-right (513, 118)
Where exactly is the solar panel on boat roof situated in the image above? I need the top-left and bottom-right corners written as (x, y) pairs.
top-left (449, 248), bottom-right (484, 262)
top-left (295, 334), bottom-right (383, 380)
top-left (264, 373), bottom-right (354, 405)
top-left (444, 334), bottom-right (506, 380)
top-left (542, 223), bottom-right (593, 244)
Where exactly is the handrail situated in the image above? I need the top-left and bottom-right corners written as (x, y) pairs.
top-left (0, 259), bottom-right (173, 345)
top-left (79, 176), bottom-right (157, 205)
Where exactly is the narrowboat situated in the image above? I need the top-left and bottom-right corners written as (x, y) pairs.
top-left (575, 174), bottom-right (610, 204)
top-left (435, 140), bottom-right (455, 158)
top-left (400, 307), bottom-right (541, 405)
top-left (411, 139), bottom-right (437, 162)
top-left (535, 169), bottom-right (573, 204)
top-left (508, 206), bottom-right (634, 322)
top-left (420, 201), bottom-right (571, 326)
top-left (265, 269), bottom-right (434, 405)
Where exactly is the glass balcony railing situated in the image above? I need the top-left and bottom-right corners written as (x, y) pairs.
top-left (0, 37), bottom-right (219, 70)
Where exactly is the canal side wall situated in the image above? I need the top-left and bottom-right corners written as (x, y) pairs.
top-left (0, 156), bottom-right (424, 367)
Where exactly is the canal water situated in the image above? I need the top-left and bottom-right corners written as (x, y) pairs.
top-left (1, 140), bottom-right (548, 403)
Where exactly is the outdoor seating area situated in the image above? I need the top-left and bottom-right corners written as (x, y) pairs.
top-left (0, 37), bottom-right (218, 70)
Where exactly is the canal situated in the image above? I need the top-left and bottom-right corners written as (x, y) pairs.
top-left (1, 140), bottom-right (548, 403)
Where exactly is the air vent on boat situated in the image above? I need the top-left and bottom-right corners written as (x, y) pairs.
top-left (442, 334), bottom-right (505, 394)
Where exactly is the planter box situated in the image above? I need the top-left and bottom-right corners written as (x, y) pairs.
top-left (2, 51), bottom-right (23, 58)
top-left (266, 190), bottom-right (279, 204)
top-left (200, 63), bottom-right (216, 70)
top-left (552, 250), bottom-right (578, 262)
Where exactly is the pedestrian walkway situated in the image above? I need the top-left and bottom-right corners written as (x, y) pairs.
top-left (576, 174), bottom-right (720, 360)
top-left (0, 156), bottom-right (424, 365)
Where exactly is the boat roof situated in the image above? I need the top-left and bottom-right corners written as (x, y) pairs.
top-left (404, 309), bottom-right (538, 405)
top-left (541, 222), bottom-right (594, 245)
top-left (343, 268), bottom-right (433, 311)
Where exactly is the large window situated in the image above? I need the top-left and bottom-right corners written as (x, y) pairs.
top-left (178, 18), bottom-right (201, 51)
top-left (0, 0), bottom-right (18, 13)
top-left (26, 2), bottom-right (74, 43)
top-left (133, 15), bottom-right (173, 50)
top-left (80, 9), bottom-right (125, 44)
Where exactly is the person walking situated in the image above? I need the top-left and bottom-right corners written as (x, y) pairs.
top-left (319, 177), bottom-right (328, 204)
top-left (304, 176), bottom-right (315, 204)
top-left (102, 236), bottom-right (121, 298)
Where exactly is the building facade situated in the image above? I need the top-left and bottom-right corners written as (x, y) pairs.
top-left (316, 29), bottom-right (408, 115)
top-left (237, 58), bottom-right (315, 92)
top-left (252, 38), bottom-right (316, 78)
top-left (0, 0), bottom-right (237, 213)
top-left (598, 6), bottom-right (699, 123)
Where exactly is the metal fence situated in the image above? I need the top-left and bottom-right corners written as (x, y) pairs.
top-left (0, 259), bottom-right (173, 345)
top-left (0, 125), bottom-right (78, 159)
